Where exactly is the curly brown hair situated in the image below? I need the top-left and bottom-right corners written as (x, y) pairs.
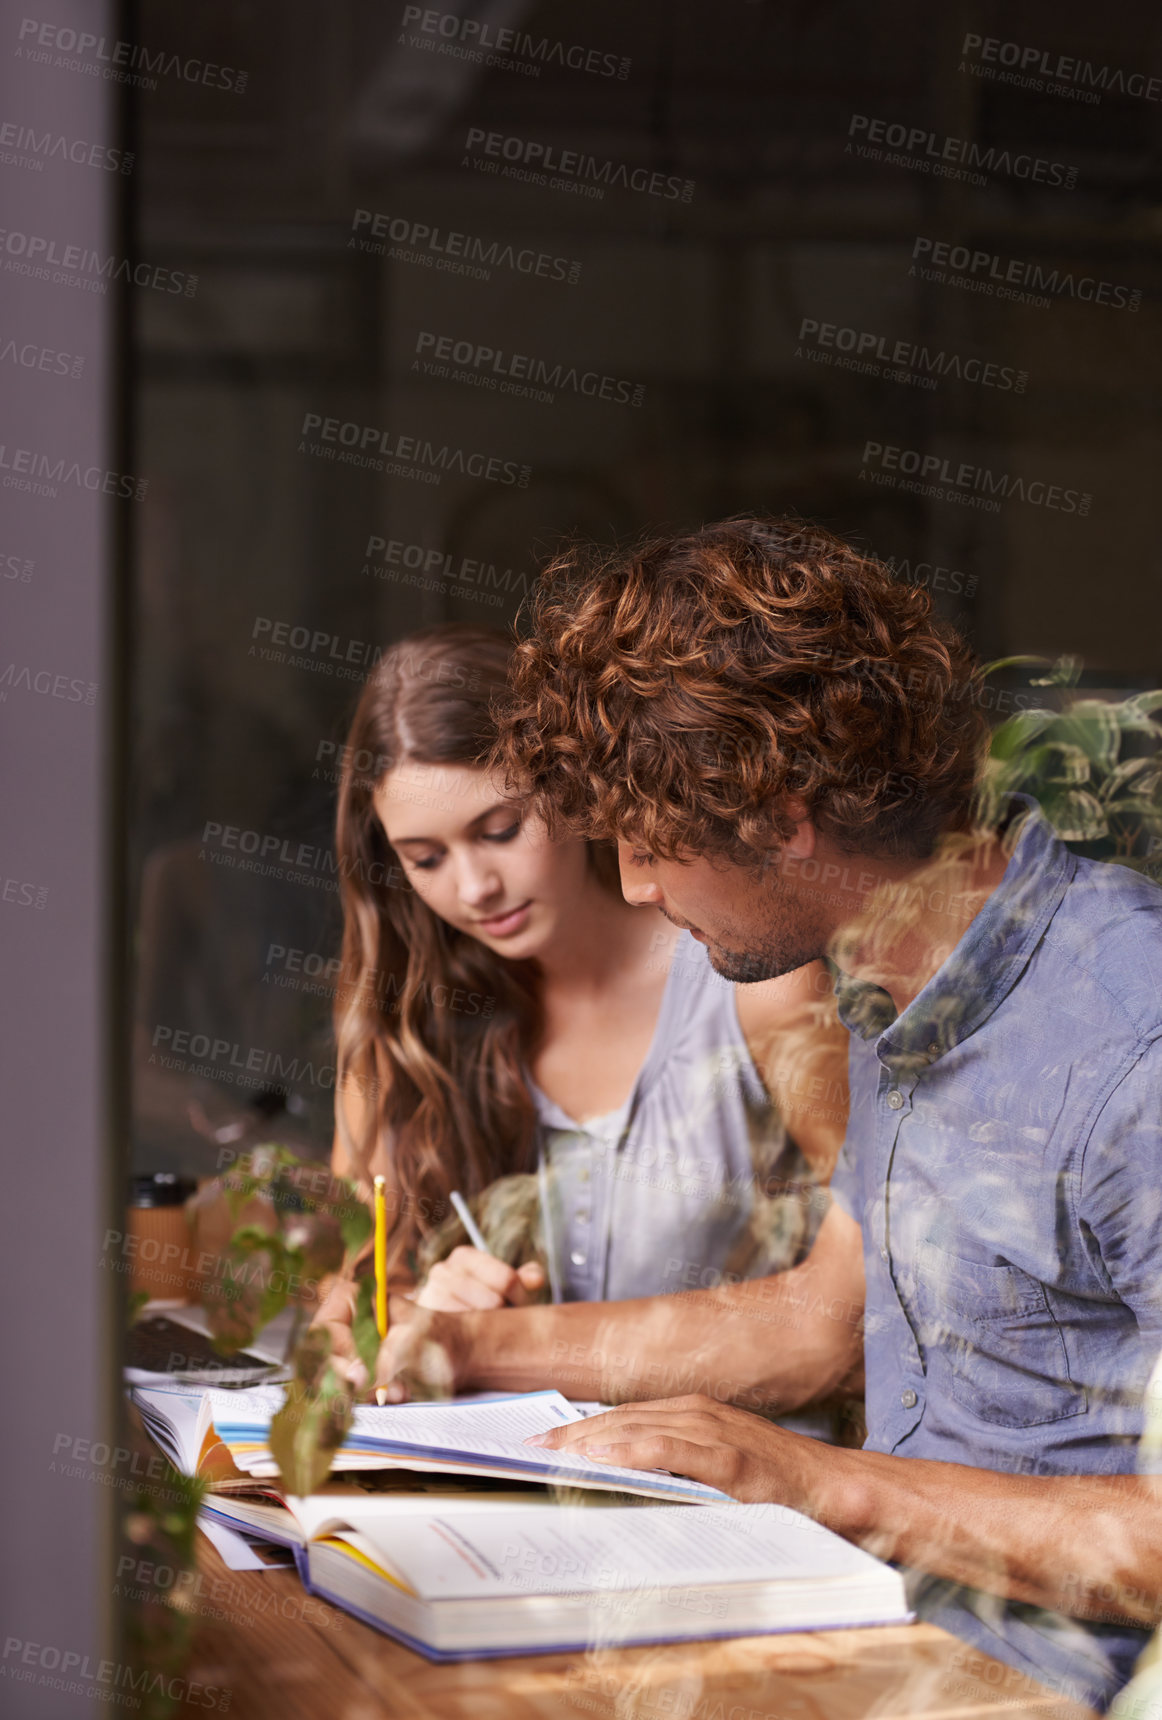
top-left (494, 516), bottom-right (989, 863)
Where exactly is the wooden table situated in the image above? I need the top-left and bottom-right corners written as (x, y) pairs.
top-left (176, 1539), bottom-right (1101, 1719)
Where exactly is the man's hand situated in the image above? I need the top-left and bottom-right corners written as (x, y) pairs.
top-left (415, 1247), bottom-right (546, 1312)
top-left (525, 1394), bottom-right (834, 1512)
top-left (528, 1396), bottom-right (1162, 1633)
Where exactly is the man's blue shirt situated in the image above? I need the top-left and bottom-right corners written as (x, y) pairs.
top-left (830, 797), bottom-right (1162, 1710)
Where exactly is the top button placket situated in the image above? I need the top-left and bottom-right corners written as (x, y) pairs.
top-left (878, 1065), bottom-right (926, 1446)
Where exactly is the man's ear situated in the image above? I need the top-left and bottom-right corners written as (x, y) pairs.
top-left (784, 817), bottom-right (816, 860)
top-left (781, 797), bottom-right (816, 861)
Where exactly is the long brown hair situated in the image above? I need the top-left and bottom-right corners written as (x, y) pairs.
top-left (334, 623), bottom-right (616, 1273)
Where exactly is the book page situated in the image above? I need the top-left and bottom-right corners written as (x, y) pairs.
top-left (203, 1384), bottom-right (295, 1424)
top-left (196, 1387), bottom-right (578, 1444)
top-left (169, 1387), bottom-right (724, 1502)
top-left (344, 1394), bottom-right (725, 1500)
top-left (356, 1502), bottom-right (891, 1600)
top-left (132, 1385), bottom-right (210, 1472)
top-left (347, 1390), bottom-right (583, 1448)
top-left (288, 1491), bottom-right (552, 1542)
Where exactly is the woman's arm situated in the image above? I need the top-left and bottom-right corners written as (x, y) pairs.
top-left (734, 960), bottom-right (850, 1178)
top-left (368, 1202), bottom-right (867, 1407)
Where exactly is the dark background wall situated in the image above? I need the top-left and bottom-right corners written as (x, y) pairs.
top-left (128, 0), bottom-right (1162, 1176)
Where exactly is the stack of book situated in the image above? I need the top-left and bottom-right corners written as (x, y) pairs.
top-left (133, 1384), bottom-right (911, 1661)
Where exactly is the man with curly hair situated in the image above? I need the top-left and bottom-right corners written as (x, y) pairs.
top-left (360, 517), bottom-right (1162, 1713)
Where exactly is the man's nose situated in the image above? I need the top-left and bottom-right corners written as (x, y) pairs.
top-left (617, 843), bottom-right (664, 907)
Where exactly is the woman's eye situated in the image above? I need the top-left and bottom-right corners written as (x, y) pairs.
top-left (629, 850), bottom-right (654, 867)
top-left (410, 853), bottom-right (441, 871)
top-left (483, 822), bottom-right (521, 844)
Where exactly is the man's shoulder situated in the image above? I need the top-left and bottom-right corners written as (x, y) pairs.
top-left (1045, 856), bottom-right (1162, 1042)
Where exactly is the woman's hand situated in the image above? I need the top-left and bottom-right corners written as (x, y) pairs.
top-left (311, 1272), bottom-right (363, 1376)
top-left (310, 1276), bottom-right (454, 1399)
top-left (415, 1246), bottom-right (545, 1312)
top-left (312, 1246), bottom-right (546, 1402)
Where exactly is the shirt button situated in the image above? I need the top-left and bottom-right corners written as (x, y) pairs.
top-left (879, 1246), bottom-right (889, 1262)
top-left (570, 1250), bottom-right (587, 1267)
top-left (886, 1089), bottom-right (904, 1110)
top-left (901, 1388), bottom-right (918, 1409)
top-left (576, 1211), bottom-right (590, 1225)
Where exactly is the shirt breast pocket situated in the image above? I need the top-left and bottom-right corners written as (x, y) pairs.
top-left (913, 1243), bottom-right (1087, 1429)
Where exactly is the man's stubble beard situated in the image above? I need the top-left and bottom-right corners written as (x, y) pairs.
top-left (703, 930), bottom-right (823, 983)
top-left (701, 867), bottom-right (830, 984)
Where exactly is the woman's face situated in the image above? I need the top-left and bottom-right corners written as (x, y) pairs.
top-left (373, 760), bottom-right (590, 958)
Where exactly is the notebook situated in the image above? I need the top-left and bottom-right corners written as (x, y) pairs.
top-left (131, 1384), bottom-right (731, 1503)
top-left (302, 1500), bottom-right (912, 1659)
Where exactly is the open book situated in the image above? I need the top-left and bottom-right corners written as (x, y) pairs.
top-left (132, 1384), bottom-right (910, 1658)
top-left (199, 1473), bottom-right (550, 1562)
top-left (305, 1500), bottom-right (910, 1658)
top-left (131, 1384), bottom-right (730, 1503)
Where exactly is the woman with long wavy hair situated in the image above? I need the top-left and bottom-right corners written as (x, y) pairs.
top-left (323, 621), bottom-right (847, 1320)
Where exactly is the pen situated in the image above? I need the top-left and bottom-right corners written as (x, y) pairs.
top-left (450, 1189), bottom-right (491, 1255)
top-left (374, 1175), bottom-right (389, 1405)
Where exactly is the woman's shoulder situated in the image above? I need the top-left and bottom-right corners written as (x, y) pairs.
top-left (664, 939), bottom-right (834, 1035)
top-left (663, 926), bottom-right (731, 999)
top-left (734, 962), bottom-right (850, 1180)
top-left (732, 960), bottom-right (834, 1041)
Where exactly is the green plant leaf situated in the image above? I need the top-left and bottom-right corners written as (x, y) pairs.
top-left (229, 1222), bottom-right (281, 1251)
top-left (1121, 690), bottom-right (1162, 721)
top-left (1045, 702), bottom-right (1122, 772)
top-left (1028, 654), bottom-right (1083, 689)
top-left (1041, 741), bottom-right (1094, 786)
top-left (283, 1213), bottom-right (345, 1282)
top-left (268, 1327), bottom-right (354, 1493)
top-left (1098, 756), bottom-right (1161, 805)
top-left (988, 708), bottom-right (1055, 763)
top-left (256, 1271), bottom-right (291, 1333)
top-left (1039, 787), bottom-right (1108, 842)
top-left (339, 1194), bottom-right (373, 1260)
top-left (352, 1275), bottom-right (381, 1381)
top-left (993, 741), bottom-right (1060, 781)
top-left (978, 745), bottom-right (1058, 820)
top-left (980, 654), bottom-right (1052, 679)
top-left (203, 1235), bottom-right (283, 1352)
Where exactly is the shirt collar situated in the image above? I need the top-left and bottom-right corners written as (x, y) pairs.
top-left (833, 795), bottom-right (1076, 1064)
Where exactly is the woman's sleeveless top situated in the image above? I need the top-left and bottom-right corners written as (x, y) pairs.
top-left (528, 930), bottom-right (829, 1303)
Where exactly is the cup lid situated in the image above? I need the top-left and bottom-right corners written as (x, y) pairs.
top-left (129, 1171), bottom-right (196, 1208)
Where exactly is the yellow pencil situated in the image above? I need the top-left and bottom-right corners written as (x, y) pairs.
top-left (374, 1175), bottom-right (389, 1340)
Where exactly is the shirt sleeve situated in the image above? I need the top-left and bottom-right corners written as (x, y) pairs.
top-left (1076, 1033), bottom-right (1162, 1341)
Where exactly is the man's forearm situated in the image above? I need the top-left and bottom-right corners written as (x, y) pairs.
top-left (457, 1263), bottom-right (861, 1408)
top-left (815, 1447), bottom-right (1162, 1626)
